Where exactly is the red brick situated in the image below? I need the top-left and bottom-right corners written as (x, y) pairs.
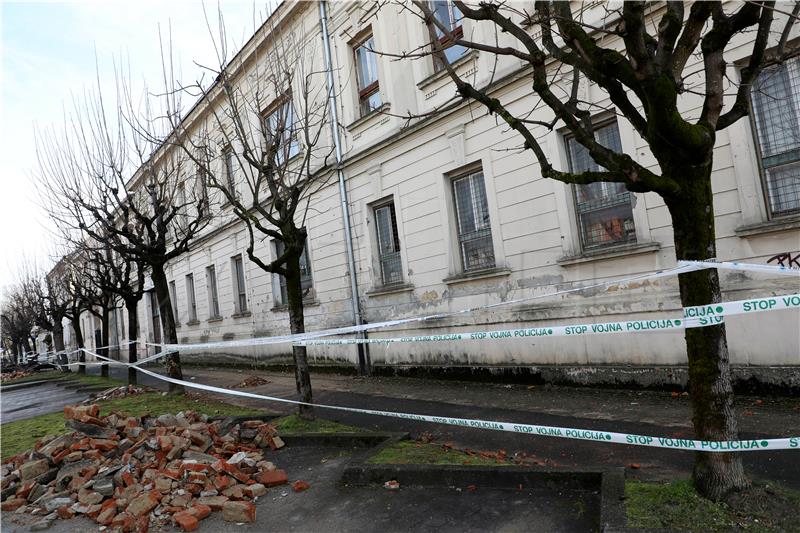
top-left (1, 498), bottom-right (26, 511)
top-left (112, 512), bottom-right (134, 531)
top-left (222, 500), bottom-right (256, 523)
top-left (57, 505), bottom-right (75, 519)
top-left (173, 511), bottom-right (199, 531)
top-left (126, 491), bottom-right (159, 517)
top-left (292, 480), bottom-right (310, 492)
top-left (188, 504), bottom-right (211, 520)
top-left (256, 469), bottom-right (288, 487)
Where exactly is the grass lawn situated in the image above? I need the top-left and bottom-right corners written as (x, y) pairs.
top-left (368, 440), bottom-right (511, 466)
top-left (272, 414), bottom-right (368, 434)
top-left (0, 381), bottom-right (263, 459)
top-left (625, 479), bottom-right (800, 532)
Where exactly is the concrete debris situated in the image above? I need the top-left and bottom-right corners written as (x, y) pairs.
top-left (1, 404), bottom-right (293, 531)
top-left (231, 376), bottom-right (270, 389)
top-left (84, 386), bottom-right (153, 404)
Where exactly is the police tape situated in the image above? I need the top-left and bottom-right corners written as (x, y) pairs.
top-left (677, 260), bottom-right (800, 276)
top-left (80, 347), bottom-right (799, 452)
top-left (153, 262), bottom-right (707, 351)
top-left (299, 292), bottom-right (800, 346)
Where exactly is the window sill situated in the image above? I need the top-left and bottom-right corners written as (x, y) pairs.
top-left (185, 320), bottom-right (200, 327)
top-left (231, 311), bottom-right (252, 319)
top-left (417, 50), bottom-right (478, 91)
top-left (735, 215), bottom-right (800, 238)
top-left (366, 282), bottom-right (414, 297)
top-left (271, 299), bottom-right (319, 313)
top-left (443, 267), bottom-right (510, 285)
top-left (346, 102), bottom-right (391, 132)
top-left (207, 316), bottom-right (223, 323)
top-left (558, 241), bottom-right (661, 266)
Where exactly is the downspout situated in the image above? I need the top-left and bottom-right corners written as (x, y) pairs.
top-left (319, 0), bottom-right (370, 376)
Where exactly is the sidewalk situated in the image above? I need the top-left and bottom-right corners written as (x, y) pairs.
top-left (92, 365), bottom-right (800, 489)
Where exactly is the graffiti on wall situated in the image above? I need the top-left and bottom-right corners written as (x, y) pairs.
top-left (767, 252), bottom-right (800, 269)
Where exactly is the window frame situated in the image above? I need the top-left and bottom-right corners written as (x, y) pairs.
top-left (353, 31), bottom-right (382, 117)
top-left (373, 200), bottom-right (403, 286)
top-left (185, 273), bottom-right (197, 322)
top-left (429, 0), bottom-right (466, 72)
top-left (206, 265), bottom-right (220, 319)
top-left (747, 55), bottom-right (800, 219)
top-left (450, 168), bottom-right (496, 273)
top-left (564, 120), bottom-right (638, 251)
top-left (168, 281), bottom-right (178, 324)
top-left (231, 254), bottom-right (248, 314)
top-left (263, 96), bottom-right (300, 164)
top-left (223, 146), bottom-right (236, 199)
top-left (274, 240), bottom-right (313, 306)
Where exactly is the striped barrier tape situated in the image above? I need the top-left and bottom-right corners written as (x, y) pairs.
top-left (80, 347), bottom-right (800, 452)
top-left (299, 292), bottom-right (800, 346)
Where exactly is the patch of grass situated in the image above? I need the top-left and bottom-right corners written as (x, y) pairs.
top-left (625, 479), bottom-right (800, 532)
top-left (273, 414), bottom-right (367, 434)
top-left (0, 389), bottom-right (261, 459)
top-left (368, 440), bottom-right (511, 466)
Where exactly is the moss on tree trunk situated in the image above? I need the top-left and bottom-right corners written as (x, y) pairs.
top-left (665, 169), bottom-right (746, 501)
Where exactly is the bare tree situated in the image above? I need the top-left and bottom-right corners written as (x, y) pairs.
top-left (36, 70), bottom-right (212, 393)
top-left (159, 12), bottom-right (335, 418)
top-left (388, 0), bottom-right (799, 499)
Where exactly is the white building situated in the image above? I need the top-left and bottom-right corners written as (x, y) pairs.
top-left (59, 1), bottom-right (800, 389)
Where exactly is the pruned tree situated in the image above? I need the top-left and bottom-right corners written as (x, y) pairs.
top-left (391, 0), bottom-right (799, 499)
top-left (160, 12), bottom-right (335, 418)
top-left (36, 71), bottom-right (212, 393)
top-left (0, 283), bottom-right (37, 362)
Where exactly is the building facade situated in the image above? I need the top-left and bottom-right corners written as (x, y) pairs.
top-left (60, 1), bottom-right (800, 387)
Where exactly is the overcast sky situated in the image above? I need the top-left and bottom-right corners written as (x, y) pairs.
top-left (0, 0), bottom-right (275, 289)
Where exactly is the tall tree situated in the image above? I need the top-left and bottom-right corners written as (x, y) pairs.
top-left (36, 74), bottom-right (212, 393)
top-left (162, 12), bottom-right (334, 418)
top-left (397, 0), bottom-right (798, 499)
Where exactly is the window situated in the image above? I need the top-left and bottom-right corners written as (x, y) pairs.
top-left (231, 255), bottom-right (248, 313)
top-left (566, 121), bottom-right (636, 249)
top-left (223, 147), bottom-right (236, 198)
top-left (265, 99), bottom-right (300, 164)
top-left (430, 0), bottom-right (466, 70)
top-left (185, 273), bottom-right (197, 322)
top-left (149, 290), bottom-right (162, 344)
top-left (374, 202), bottom-right (403, 285)
top-left (452, 169), bottom-right (495, 272)
top-left (197, 149), bottom-right (209, 217)
top-left (168, 281), bottom-right (178, 323)
top-left (274, 241), bottom-right (313, 305)
top-left (354, 33), bottom-right (382, 116)
top-left (176, 183), bottom-right (187, 230)
top-left (206, 265), bottom-right (220, 318)
top-left (750, 56), bottom-right (800, 217)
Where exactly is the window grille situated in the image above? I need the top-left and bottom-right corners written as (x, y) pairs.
top-left (452, 170), bottom-right (495, 271)
top-left (374, 202), bottom-right (403, 285)
top-left (275, 241), bottom-right (313, 305)
top-left (206, 265), bottom-right (220, 318)
top-left (566, 121), bottom-right (636, 249)
top-left (750, 56), bottom-right (800, 217)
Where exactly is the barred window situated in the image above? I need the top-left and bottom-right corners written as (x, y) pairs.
top-left (354, 34), bottom-right (382, 116)
top-left (566, 122), bottom-right (636, 249)
top-left (275, 241), bottom-right (313, 305)
top-left (206, 265), bottom-right (220, 318)
top-left (452, 170), bottom-right (495, 272)
top-left (750, 56), bottom-right (800, 217)
top-left (374, 202), bottom-right (403, 286)
top-left (185, 273), bottom-right (197, 322)
top-left (231, 255), bottom-right (248, 313)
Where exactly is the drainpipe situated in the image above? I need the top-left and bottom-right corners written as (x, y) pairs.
top-left (319, 0), bottom-right (370, 376)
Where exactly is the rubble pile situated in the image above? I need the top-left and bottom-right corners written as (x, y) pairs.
top-left (232, 376), bottom-right (270, 389)
top-left (0, 370), bottom-right (35, 383)
top-left (1, 404), bottom-right (292, 532)
top-left (84, 385), bottom-right (154, 403)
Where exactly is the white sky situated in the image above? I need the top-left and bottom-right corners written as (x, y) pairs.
top-left (0, 0), bottom-right (275, 289)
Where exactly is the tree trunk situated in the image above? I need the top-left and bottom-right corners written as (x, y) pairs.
top-left (285, 259), bottom-right (314, 419)
top-left (53, 323), bottom-right (65, 352)
top-left (72, 319), bottom-right (85, 374)
top-left (151, 264), bottom-right (184, 394)
top-left (126, 299), bottom-right (139, 385)
top-left (100, 307), bottom-right (110, 378)
top-left (666, 172), bottom-right (747, 501)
